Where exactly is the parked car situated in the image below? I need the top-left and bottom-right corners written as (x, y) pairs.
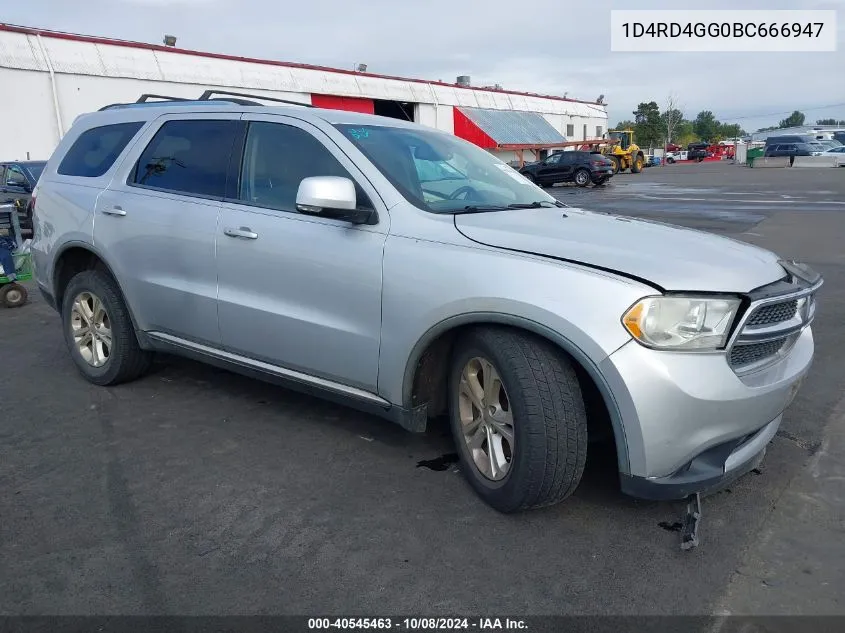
top-left (519, 151), bottom-right (614, 187)
top-left (764, 135), bottom-right (816, 146)
top-left (764, 143), bottom-right (823, 158)
top-left (31, 95), bottom-right (822, 513)
top-left (0, 160), bottom-right (46, 235)
top-left (822, 146), bottom-right (845, 166)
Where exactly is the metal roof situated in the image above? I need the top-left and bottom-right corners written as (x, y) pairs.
top-left (458, 107), bottom-right (567, 146)
top-left (0, 23), bottom-right (607, 111)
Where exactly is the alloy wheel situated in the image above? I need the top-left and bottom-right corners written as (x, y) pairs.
top-left (458, 356), bottom-right (515, 481)
top-left (70, 292), bottom-right (112, 367)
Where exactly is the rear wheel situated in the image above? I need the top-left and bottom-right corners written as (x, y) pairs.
top-left (448, 327), bottom-right (589, 513)
top-left (0, 283), bottom-right (27, 308)
top-left (61, 269), bottom-right (152, 386)
top-left (574, 169), bottom-right (590, 187)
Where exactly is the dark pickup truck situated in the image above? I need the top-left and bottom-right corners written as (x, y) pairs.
top-left (687, 143), bottom-right (709, 162)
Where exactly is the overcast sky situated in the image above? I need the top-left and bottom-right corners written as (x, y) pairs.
top-left (3, 0), bottom-right (843, 131)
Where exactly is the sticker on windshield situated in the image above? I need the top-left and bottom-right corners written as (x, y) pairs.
top-left (347, 127), bottom-right (370, 140)
top-left (495, 163), bottom-right (533, 184)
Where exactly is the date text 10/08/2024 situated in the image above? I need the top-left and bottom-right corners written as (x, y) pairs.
top-left (308, 618), bottom-right (528, 630)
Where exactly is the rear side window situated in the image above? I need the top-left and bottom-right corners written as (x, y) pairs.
top-left (58, 122), bottom-right (144, 177)
top-left (133, 119), bottom-right (239, 198)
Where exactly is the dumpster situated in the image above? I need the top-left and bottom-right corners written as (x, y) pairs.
top-left (747, 146), bottom-right (765, 167)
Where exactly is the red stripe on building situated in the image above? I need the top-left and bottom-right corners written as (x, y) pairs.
top-left (310, 94), bottom-right (374, 114)
top-left (453, 108), bottom-right (496, 149)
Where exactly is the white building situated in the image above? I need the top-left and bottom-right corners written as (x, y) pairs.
top-left (0, 24), bottom-right (608, 164)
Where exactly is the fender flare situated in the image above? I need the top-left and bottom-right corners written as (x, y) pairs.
top-left (401, 312), bottom-right (631, 474)
top-left (52, 241), bottom-right (146, 340)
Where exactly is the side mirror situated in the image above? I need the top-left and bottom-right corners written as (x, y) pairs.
top-left (295, 176), bottom-right (376, 225)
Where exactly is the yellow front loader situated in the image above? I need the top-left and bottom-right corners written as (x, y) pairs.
top-left (601, 129), bottom-right (645, 174)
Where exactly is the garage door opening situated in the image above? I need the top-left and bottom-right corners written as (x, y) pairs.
top-left (374, 100), bottom-right (414, 121)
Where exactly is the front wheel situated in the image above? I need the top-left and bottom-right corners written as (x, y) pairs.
top-left (574, 169), bottom-right (590, 187)
top-left (448, 327), bottom-right (589, 513)
top-left (61, 269), bottom-right (152, 386)
top-left (631, 155), bottom-right (644, 173)
top-left (608, 156), bottom-right (621, 174)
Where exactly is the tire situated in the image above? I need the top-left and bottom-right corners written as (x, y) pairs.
top-left (631, 155), bottom-right (644, 173)
top-left (608, 156), bottom-right (621, 174)
top-left (574, 169), bottom-right (590, 187)
top-left (448, 327), bottom-right (589, 513)
top-left (0, 283), bottom-right (28, 308)
top-left (667, 156), bottom-right (675, 164)
top-left (61, 269), bottom-right (152, 386)
top-left (522, 173), bottom-right (536, 184)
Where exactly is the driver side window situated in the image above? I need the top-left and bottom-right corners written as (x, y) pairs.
top-left (546, 153), bottom-right (562, 165)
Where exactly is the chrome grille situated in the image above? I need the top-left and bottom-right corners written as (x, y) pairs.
top-left (730, 338), bottom-right (788, 367)
top-left (746, 300), bottom-right (798, 326)
top-left (727, 279), bottom-right (820, 374)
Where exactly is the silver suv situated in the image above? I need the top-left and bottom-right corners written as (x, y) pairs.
top-left (31, 94), bottom-right (821, 512)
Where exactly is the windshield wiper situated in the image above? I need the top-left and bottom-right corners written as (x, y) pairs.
top-left (454, 205), bottom-right (511, 214)
top-left (506, 201), bottom-right (560, 209)
top-left (453, 200), bottom-right (563, 214)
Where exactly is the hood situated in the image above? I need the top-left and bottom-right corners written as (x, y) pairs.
top-left (454, 207), bottom-right (786, 293)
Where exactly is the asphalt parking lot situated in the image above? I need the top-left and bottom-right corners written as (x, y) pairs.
top-left (1, 161), bottom-right (844, 617)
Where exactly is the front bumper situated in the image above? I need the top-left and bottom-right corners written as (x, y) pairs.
top-left (600, 326), bottom-right (813, 500)
top-left (620, 415), bottom-right (778, 500)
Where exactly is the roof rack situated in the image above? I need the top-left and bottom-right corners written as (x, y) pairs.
top-left (98, 90), bottom-right (315, 111)
top-left (198, 89), bottom-right (314, 107)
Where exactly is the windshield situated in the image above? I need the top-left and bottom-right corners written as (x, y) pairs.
top-left (334, 124), bottom-right (556, 213)
top-left (24, 163), bottom-right (46, 181)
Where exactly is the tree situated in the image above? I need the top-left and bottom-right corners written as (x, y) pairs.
top-left (662, 93), bottom-right (684, 145)
top-left (817, 118), bottom-right (845, 125)
top-left (693, 110), bottom-right (719, 142)
top-left (614, 120), bottom-right (636, 130)
top-left (674, 120), bottom-right (697, 146)
top-left (718, 123), bottom-right (745, 139)
top-left (778, 110), bottom-right (805, 128)
top-left (632, 101), bottom-right (662, 148)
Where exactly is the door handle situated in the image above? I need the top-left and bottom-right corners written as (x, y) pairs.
top-left (102, 206), bottom-right (127, 216)
top-left (224, 227), bottom-right (258, 240)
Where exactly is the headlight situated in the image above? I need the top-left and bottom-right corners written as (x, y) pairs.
top-left (622, 296), bottom-right (742, 350)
